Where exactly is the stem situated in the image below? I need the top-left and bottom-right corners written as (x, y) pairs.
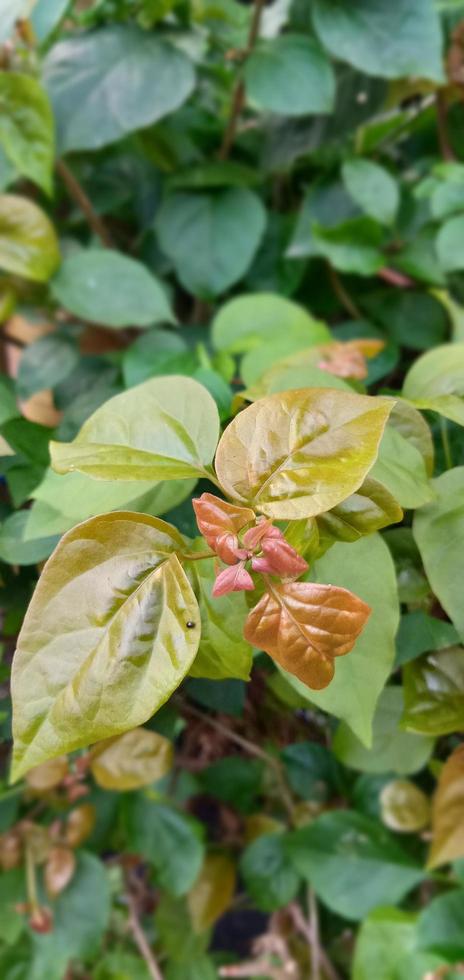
top-left (25, 844), bottom-right (39, 916)
top-left (201, 466), bottom-right (223, 490)
top-left (218, 0), bottom-right (266, 159)
top-left (181, 551), bottom-right (215, 561)
top-left (328, 265), bottom-right (363, 320)
top-left (56, 160), bottom-right (114, 247)
top-left (440, 416), bottom-right (453, 469)
top-left (378, 267), bottom-right (415, 288)
top-left (288, 902), bottom-right (341, 980)
top-left (436, 91), bottom-right (455, 162)
top-left (126, 887), bottom-right (164, 980)
top-left (179, 699), bottom-right (295, 822)
top-left (309, 888), bottom-right (321, 980)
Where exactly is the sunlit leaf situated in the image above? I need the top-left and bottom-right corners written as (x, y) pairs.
top-left (244, 580), bottom-right (370, 690)
top-left (428, 745), bottom-right (464, 869)
top-left (50, 376), bottom-right (220, 482)
top-left (317, 476), bottom-right (403, 548)
top-left (90, 727), bottom-right (173, 790)
top-left (0, 73), bottom-right (54, 194)
top-left (11, 512), bottom-right (200, 779)
top-left (215, 388), bottom-right (392, 519)
top-left (0, 194), bottom-right (59, 282)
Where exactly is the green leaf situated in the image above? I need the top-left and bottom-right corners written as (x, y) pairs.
top-left (317, 476), bottom-right (403, 547)
top-left (215, 388), bottom-right (393, 519)
top-left (403, 343), bottom-right (464, 426)
top-left (417, 891), bottom-right (464, 958)
top-left (125, 799), bottom-right (204, 896)
top-left (286, 810), bottom-right (424, 921)
top-left (353, 908), bottom-right (446, 980)
top-left (333, 686), bottom-right (434, 775)
top-left (413, 467), bottom-right (464, 642)
top-left (188, 556), bottom-right (252, 681)
top-left (26, 468), bottom-right (195, 540)
top-left (0, 511), bottom-right (59, 566)
top-left (199, 756), bottom-right (264, 814)
top-left (311, 216), bottom-right (385, 276)
top-left (11, 512), bottom-right (200, 779)
top-left (0, 73), bottom-right (54, 194)
top-left (371, 427), bottom-right (433, 509)
top-left (51, 250), bottom-right (174, 329)
top-left (31, 853), bottom-right (111, 978)
top-left (240, 833), bottom-right (300, 912)
top-left (282, 534), bottom-right (399, 746)
top-left (403, 646), bottom-right (464, 736)
top-left (395, 611), bottom-right (459, 667)
top-left (17, 333), bottom-right (79, 399)
top-left (245, 35), bottom-right (335, 116)
top-left (212, 292), bottom-right (330, 354)
top-left (123, 330), bottom-right (187, 387)
top-left (0, 194), bottom-right (59, 282)
top-left (364, 290), bottom-right (448, 352)
top-left (31, 0), bottom-right (70, 42)
top-left (281, 741), bottom-right (338, 803)
top-left (50, 375), bottom-right (220, 482)
top-left (156, 189), bottom-right (266, 298)
top-left (342, 158), bottom-right (399, 226)
top-left (312, 0), bottom-right (444, 82)
top-left (437, 215), bottom-right (464, 272)
top-left (44, 25), bottom-right (195, 153)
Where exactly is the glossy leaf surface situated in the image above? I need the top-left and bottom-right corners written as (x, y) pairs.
top-left (215, 387), bottom-right (392, 519)
top-left (317, 476), bottom-right (403, 546)
top-left (403, 647), bottom-right (464, 737)
top-left (245, 580), bottom-right (370, 690)
top-left (11, 512), bottom-right (200, 779)
top-left (50, 376), bottom-right (220, 482)
top-left (0, 194), bottom-right (59, 282)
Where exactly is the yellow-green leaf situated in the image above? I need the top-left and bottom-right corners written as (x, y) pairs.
top-left (50, 375), bottom-right (220, 482)
top-left (317, 476), bottom-right (403, 547)
top-left (380, 780), bottom-right (430, 834)
top-left (0, 73), bottom-right (54, 194)
top-left (188, 554), bottom-right (252, 682)
top-left (90, 727), bottom-right (173, 790)
top-left (428, 745), bottom-right (464, 869)
top-left (215, 387), bottom-right (393, 519)
top-left (187, 854), bottom-right (236, 932)
top-left (11, 512), bottom-right (200, 780)
top-left (0, 194), bottom-right (59, 282)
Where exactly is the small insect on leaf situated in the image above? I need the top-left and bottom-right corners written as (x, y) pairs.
top-left (244, 581), bottom-right (371, 689)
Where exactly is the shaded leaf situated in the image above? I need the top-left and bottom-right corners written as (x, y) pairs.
top-left (317, 476), bottom-right (403, 547)
top-left (187, 854), bottom-right (236, 932)
top-left (50, 376), bottom-right (220, 482)
top-left (188, 556), bottom-right (252, 681)
top-left (403, 646), bottom-right (464, 737)
top-left (353, 908), bottom-right (445, 980)
top-left (0, 73), bottom-right (54, 194)
top-left (244, 580), bottom-right (370, 690)
top-left (51, 250), bottom-right (174, 329)
top-left (17, 333), bottom-right (79, 400)
top-left (240, 833), bottom-right (300, 912)
top-left (417, 889), bottom-right (464, 958)
top-left (215, 387), bottom-right (392, 519)
top-left (286, 810), bottom-right (424, 921)
top-left (342, 158), bottom-right (399, 226)
top-left (11, 513), bottom-right (200, 779)
top-left (90, 727), bottom-right (173, 791)
top-left (125, 799), bottom-right (204, 896)
top-left (395, 611), bottom-right (459, 667)
top-left (245, 35), bottom-right (335, 116)
top-left (44, 25), bottom-right (195, 153)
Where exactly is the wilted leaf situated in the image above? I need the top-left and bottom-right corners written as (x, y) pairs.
top-left (187, 854), bottom-right (236, 931)
top-left (428, 745), bottom-right (464, 869)
top-left (65, 804), bottom-right (96, 849)
top-left (317, 477), bottom-right (403, 547)
top-left (11, 512), bottom-right (200, 779)
top-left (403, 646), bottom-right (464, 736)
top-left (50, 376), bottom-right (220, 482)
top-left (0, 194), bottom-right (59, 282)
top-left (90, 727), bottom-right (173, 791)
top-left (215, 388), bottom-right (392, 519)
top-left (380, 780), bottom-right (430, 833)
top-left (25, 756), bottom-right (68, 793)
top-left (244, 580), bottom-right (370, 690)
top-left (45, 846), bottom-right (76, 898)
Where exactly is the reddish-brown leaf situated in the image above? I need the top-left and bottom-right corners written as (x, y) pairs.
top-left (213, 562), bottom-right (255, 597)
top-left (64, 803), bottom-right (96, 849)
top-left (244, 581), bottom-right (371, 690)
top-left (44, 846), bottom-right (76, 898)
top-left (317, 339), bottom-right (384, 380)
top-left (428, 744), bottom-right (464, 869)
top-left (193, 493), bottom-right (255, 563)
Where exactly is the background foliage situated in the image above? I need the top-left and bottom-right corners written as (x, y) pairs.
top-left (1, 0), bottom-right (464, 977)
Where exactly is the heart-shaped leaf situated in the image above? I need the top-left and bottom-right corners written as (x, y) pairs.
top-left (244, 580), bottom-right (371, 690)
top-left (215, 388), bottom-right (393, 519)
top-left (50, 375), bottom-right (220, 482)
top-left (11, 512), bottom-right (200, 780)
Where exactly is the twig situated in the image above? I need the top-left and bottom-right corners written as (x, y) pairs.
top-left (219, 961), bottom-right (282, 978)
top-left (126, 887), bottom-right (164, 980)
top-left (377, 267), bottom-right (415, 288)
top-left (435, 91), bottom-right (455, 162)
top-left (56, 160), bottom-right (114, 247)
top-left (308, 888), bottom-right (321, 980)
top-left (218, 0), bottom-right (267, 159)
top-left (288, 902), bottom-right (341, 980)
top-left (327, 265), bottom-right (362, 320)
top-left (179, 699), bottom-right (295, 821)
